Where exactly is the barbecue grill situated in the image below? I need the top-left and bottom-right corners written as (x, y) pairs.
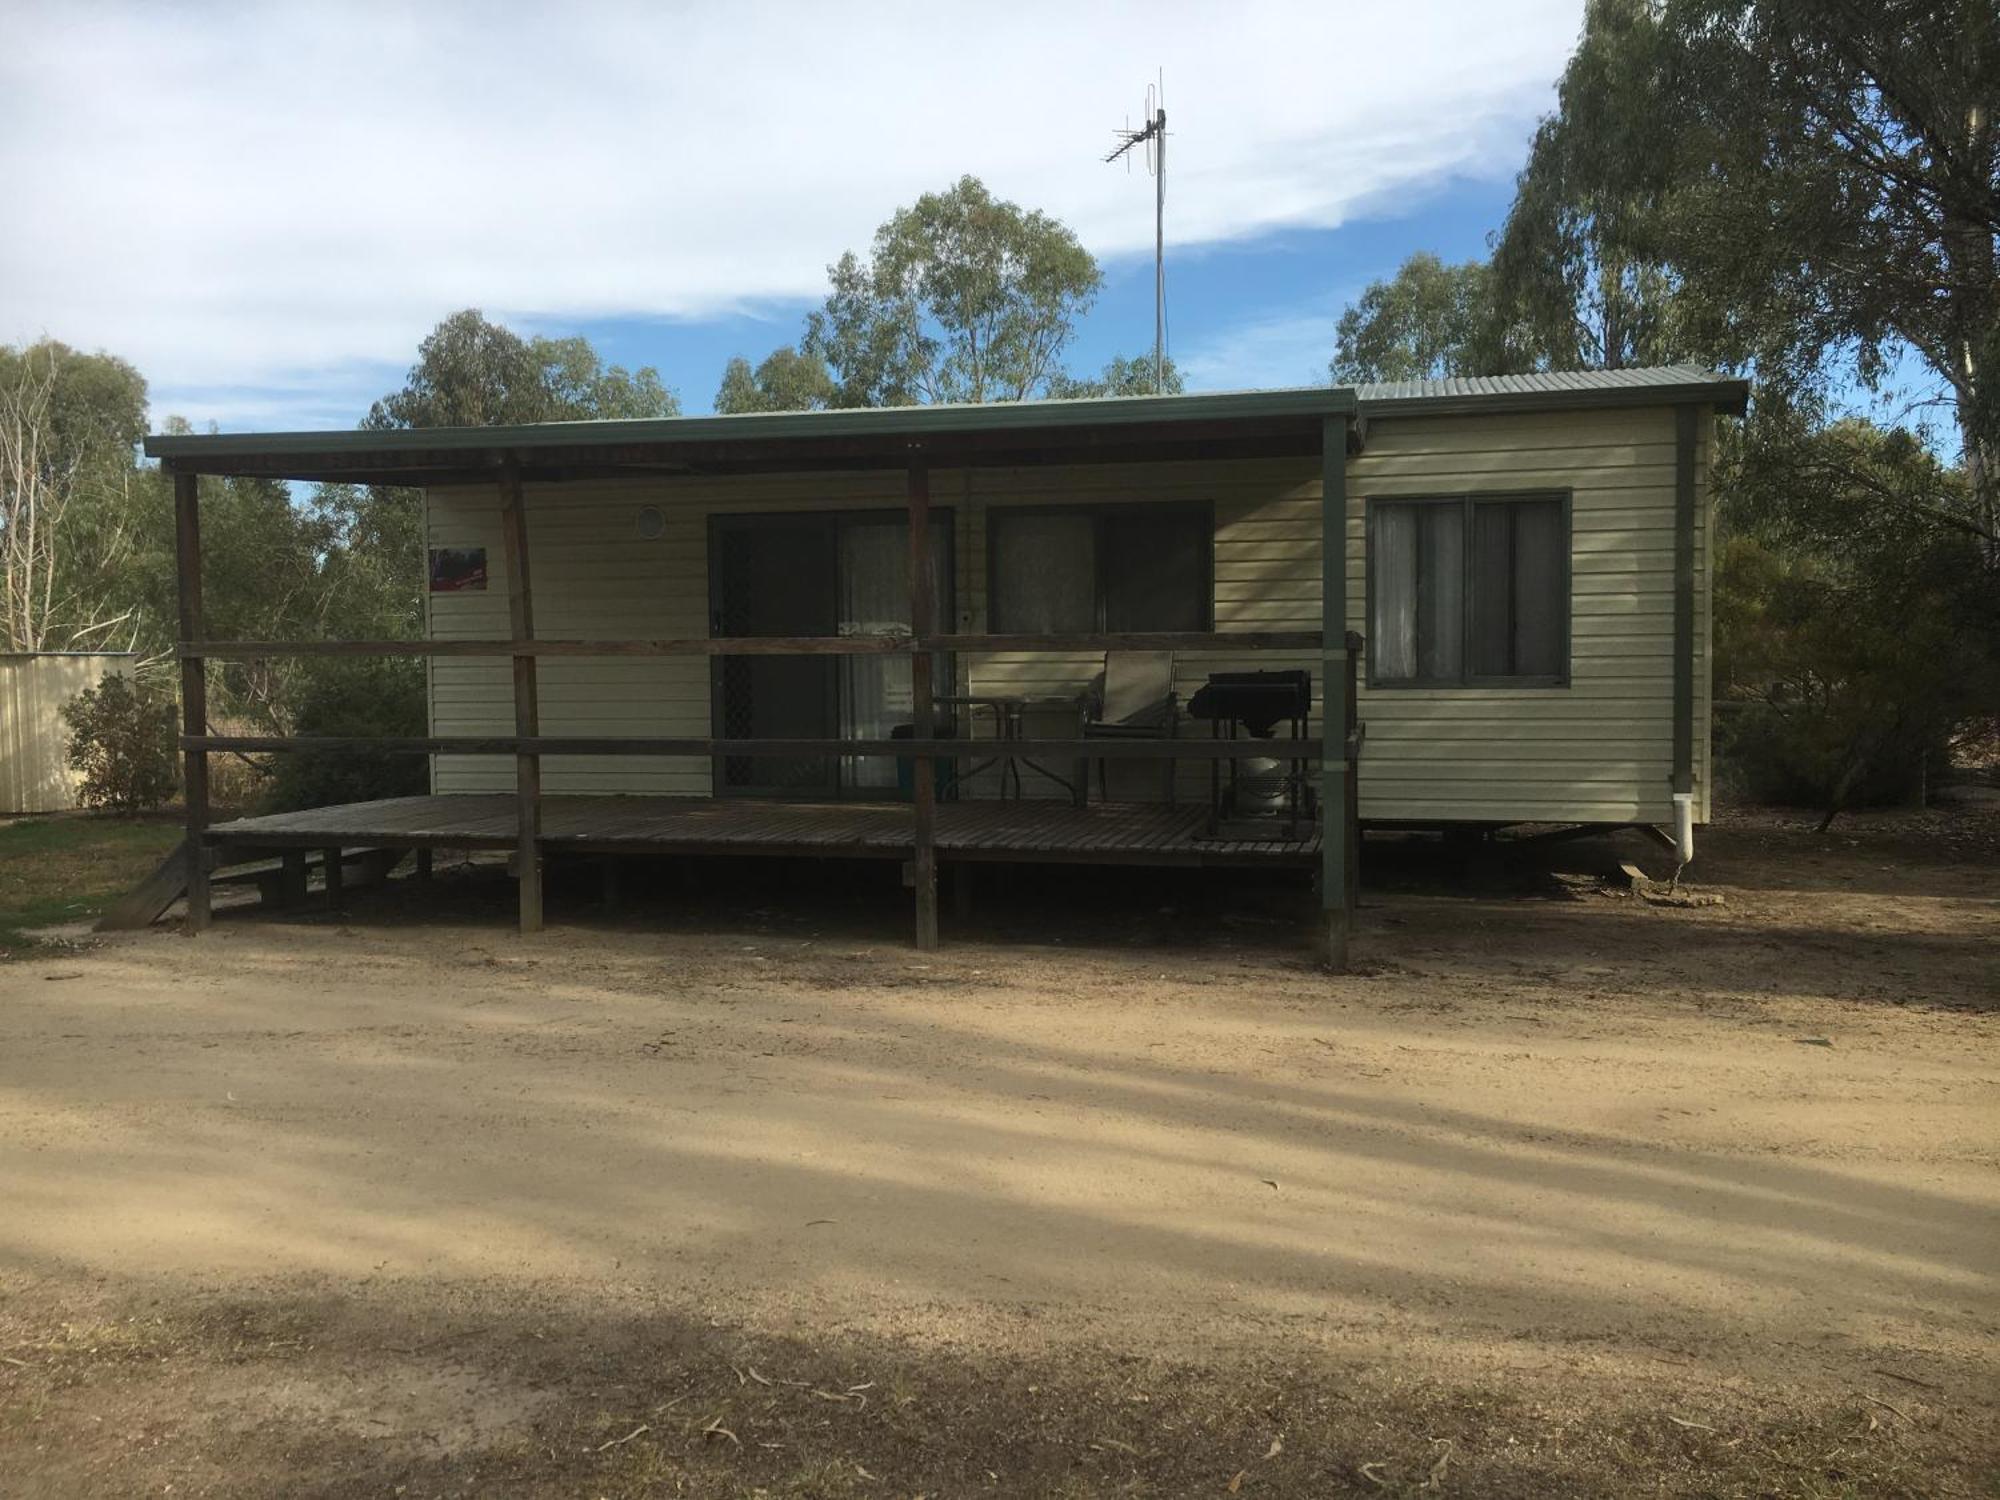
top-left (1187, 669), bottom-right (1315, 840)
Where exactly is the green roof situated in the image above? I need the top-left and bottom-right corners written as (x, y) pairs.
top-left (141, 367), bottom-right (1747, 480)
top-left (145, 386), bottom-right (1355, 464)
top-left (1354, 364), bottom-right (1749, 416)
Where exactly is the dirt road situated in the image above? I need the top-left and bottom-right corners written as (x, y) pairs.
top-left (1, 808), bottom-right (1995, 1495)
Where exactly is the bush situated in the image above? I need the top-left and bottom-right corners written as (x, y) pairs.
top-left (262, 657), bottom-right (429, 813)
top-left (61, 672), bottom-right (179, 812)
top-left (1716, 701), bottom-right (1939, 809)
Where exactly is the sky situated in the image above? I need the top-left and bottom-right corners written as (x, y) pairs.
top-left (2, 1), bottom-right (1585, 432)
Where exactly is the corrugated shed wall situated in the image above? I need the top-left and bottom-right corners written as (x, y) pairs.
top-left (0, 654), bottom-right (132, 814)
top-left (425, 404), bottom-right (1710, 825)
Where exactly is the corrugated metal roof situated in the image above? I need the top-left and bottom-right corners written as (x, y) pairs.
top-left (144, 385), bottom-right (1355, 465)
top-left (1355, 364), bottom-right (1748, 413)
top-left (142, 365), bottom-right (1747, 476)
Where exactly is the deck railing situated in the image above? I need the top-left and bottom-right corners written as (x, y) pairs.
top-left (167, 418), bottom-right (1358, 964)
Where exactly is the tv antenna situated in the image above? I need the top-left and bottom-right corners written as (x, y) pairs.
top-left (1104, 74), bottom-right (1167, 394)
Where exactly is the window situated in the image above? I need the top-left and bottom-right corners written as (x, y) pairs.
top-left (988, 505), bottom-right (1210, 633)
top-left (1369, 493), bottom-right (1568, 685)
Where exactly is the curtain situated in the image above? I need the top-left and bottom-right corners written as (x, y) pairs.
top-left (1373, 502), bottom-right (1464, 681)
top-left (1100, 509), bottom-right (1207, 631)
top-left (1470, 498), bottom-right (1562, 677)
top-left (1419, 504), bottom-right (1464, 681)
top-left (991, 512), bottom-right (1094, 632)
top-left (838, 520), bottom-right (908, 788)
top-left (1510, 499), bottom-right (1564, 676)
top-left (1372, 504), bottom-right (1419, 679)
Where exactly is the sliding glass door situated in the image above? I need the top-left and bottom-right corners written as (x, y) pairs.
top-left (709, 510), bottom-right (951, 797)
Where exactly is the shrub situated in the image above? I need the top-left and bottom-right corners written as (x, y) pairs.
top-left (61, 672), bottom-right (179, 812)
top-left (262, 656), bottom-right (428, 813)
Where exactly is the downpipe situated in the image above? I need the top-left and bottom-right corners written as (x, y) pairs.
top-left (1671, 791), bottom-right (1696, 875)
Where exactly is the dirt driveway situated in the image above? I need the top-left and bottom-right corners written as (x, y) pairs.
top-left (1, 808), bottom-right (1995, 1496)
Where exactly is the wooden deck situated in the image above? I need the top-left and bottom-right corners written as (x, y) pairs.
top-left (208, 794), bottom-right (1321, 869)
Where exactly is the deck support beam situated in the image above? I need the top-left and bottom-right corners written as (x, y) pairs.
top-left (1320, 416), bottom-right (1352, 972)
top-left (907, 448), bottom-right (939, 950)
top-left (500, 462), bottom-right (543, 934)
top-left (173, 468), bottom-right (211, 932)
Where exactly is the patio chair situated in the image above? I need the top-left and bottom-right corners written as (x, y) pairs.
top-left (1082, 650), bottom-right (1180, 803)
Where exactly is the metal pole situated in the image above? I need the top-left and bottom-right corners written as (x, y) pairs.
top-left (1154, 107), bottom-right (1166, 395)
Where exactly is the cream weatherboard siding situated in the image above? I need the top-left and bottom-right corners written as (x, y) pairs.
top-left (425, 403), bottom-right (1710, 826)
top-left (1346, 407), bottom-right (1709, 824)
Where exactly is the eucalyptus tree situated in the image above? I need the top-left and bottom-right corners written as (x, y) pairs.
top-left (713, 346), bottom-right (836, 414)
top-left (1509, 0), bottom-right (1999, 550)
top-left (804, 176), bottom-right (1102, 407)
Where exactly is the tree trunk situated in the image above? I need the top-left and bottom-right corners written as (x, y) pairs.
top-left (1947, 95), bottom-right (1999, 567)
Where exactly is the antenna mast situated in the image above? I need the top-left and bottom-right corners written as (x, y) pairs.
top-left (1104, 76), bottom-right (1167, 393)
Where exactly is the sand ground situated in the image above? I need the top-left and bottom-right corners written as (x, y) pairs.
top-left (0, 807), bottom-right (1994, 1496)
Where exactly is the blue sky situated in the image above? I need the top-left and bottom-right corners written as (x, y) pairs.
top-left (4, 2), bottom-right (1575, 432)
top-left (569, 176), bottom-right (1515, 415)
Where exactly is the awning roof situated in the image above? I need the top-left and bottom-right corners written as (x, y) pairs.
top-left (142, 367), bottom-right (1748, 483)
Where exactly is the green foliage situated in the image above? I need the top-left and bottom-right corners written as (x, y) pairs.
top-left (0, 341), bottom-right (160, 653)
top-left (1329, 255), bottom-right (1508, 383)
top-left (1487, 1), bottom-right (1694, 373)
top-left (713, 346), bottom-right (836, 414)
top-left (0, 339), bottom-right (147, 452)
top-left (1045, 353), bottom-right (1184, 399)
top-left (261, 657), bottom-right (428, 813)
top-left (803, 176), bottom-right (1101, 406)
top-left (364, 309), bottom-right (680, 429)
top-left (1713, 417), bottom-right (1999, 815)
top-left (1506, 0), bottom-right (1999, 537)
top-left (1331, 3), bottom-right (2000, 819)
top-left (60, 672), bottom-right (178, 812)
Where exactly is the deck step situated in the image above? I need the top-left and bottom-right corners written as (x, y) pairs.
top-left (96, 843), bottom-right (407, 931)
top-left (95, 840), bottom-right (193, 931)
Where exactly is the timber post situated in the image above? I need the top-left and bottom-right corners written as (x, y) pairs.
top-left (173, 467), bottom-right (211, 932)
top-left (906, 446), bottom-right (939, 950)
top-left (499, 460), bottom-right (543, 934)
top-left (1320, 416), bottom-right (1351, 971)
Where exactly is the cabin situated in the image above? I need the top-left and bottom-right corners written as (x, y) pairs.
top-left (134, 366), bottom-right (1747, 967)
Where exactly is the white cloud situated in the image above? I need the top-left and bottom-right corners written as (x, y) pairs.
top-left (1, 0), bottom-right (1581, 426)
top-left (1178, 292), bottom-right (1352, 392)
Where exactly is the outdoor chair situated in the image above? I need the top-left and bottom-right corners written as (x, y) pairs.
top-left (1081, 650), bottom-right (1180, 803)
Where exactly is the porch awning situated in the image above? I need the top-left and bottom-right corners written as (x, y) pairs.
top-left (142, 386), bottom-right (1358, 485)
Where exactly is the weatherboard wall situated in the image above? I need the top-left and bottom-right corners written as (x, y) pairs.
top-left (422, 403), bottom-right (1710, 825)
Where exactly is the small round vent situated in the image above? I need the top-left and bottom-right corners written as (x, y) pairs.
top-left (635, 505), bottom-right (666, 540)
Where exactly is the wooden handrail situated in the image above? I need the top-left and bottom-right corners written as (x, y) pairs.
top-left (177, 630), bottom-right (1335, 659)
top-left (186, 734), bottom-right (1327, 761)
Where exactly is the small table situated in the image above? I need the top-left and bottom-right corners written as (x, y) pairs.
top-left (937, 693), bottom-right (1086, 803)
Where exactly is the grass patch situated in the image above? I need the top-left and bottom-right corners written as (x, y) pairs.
top-left (0, 814), bottom-right (181, 948)
top-left (0, 1287), bottom-right (1982, 1500)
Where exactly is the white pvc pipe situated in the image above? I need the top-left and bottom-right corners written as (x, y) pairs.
top-left (1672, 791), bottom-right (1696, 866)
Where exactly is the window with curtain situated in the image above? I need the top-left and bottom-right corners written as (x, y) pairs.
top-left (988, 505), bottom-right (1210, 632)
top-left (1369, 494), bottom-right (1567, 685)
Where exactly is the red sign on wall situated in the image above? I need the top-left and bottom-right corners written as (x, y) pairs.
top-left (428, 547), bottom-right (487, 592)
